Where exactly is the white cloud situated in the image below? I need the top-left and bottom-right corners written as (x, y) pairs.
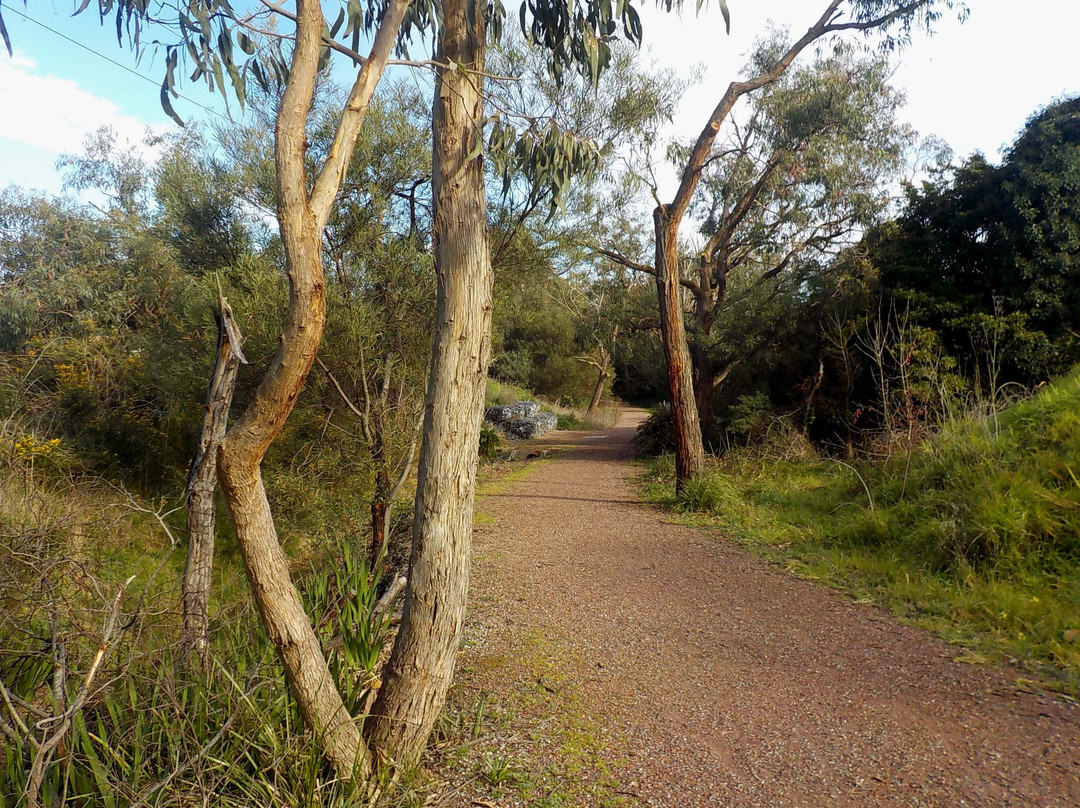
top-left (0, 53), bottom-right (160, 161)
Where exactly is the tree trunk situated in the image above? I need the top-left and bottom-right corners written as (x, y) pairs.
top-left (654, 205), bottom-right (705, 489)
top-left (690, 339), bottom-right (715, 431)
top-left (183, 294), bottom-right (245, 661)
top-left (367, 0), bottom-right (491, 766)
top-left (586, 360), bottom-right (609, 418)
top-left (370, 486), bottom-right (390, 563)
top-left (213, 0), bottom-right (413, 779)
top-left (217, 224), bottom-right (370, 778)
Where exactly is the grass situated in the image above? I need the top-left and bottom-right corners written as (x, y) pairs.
top-left (437, 631), bottom-right (634, 808)
top-left (641, 371), bottom-right (1080, 695)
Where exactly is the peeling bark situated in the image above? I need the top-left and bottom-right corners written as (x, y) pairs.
top-left (654, 205), bottom-right (706, 488)
top-left (367, 0), bottom-right (492, 767)
top-left (183, 293), bottom-right (245, 661)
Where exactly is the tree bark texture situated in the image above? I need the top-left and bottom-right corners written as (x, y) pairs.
top-left (690, 338), bottom-right (716, 432)
top-left (183, 293), bottom-right (245, 661)
top-left (215, 0), bottom-right (412, 780)
top-left (367, 0), bottom-right (492, 766)
top-left (371, 496), bottom-right (389, 563)
top-left (654, 205), bottom-right (706, 488)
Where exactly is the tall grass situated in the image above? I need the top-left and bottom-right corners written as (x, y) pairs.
top-left (643, 371), bottom-right (1080, 693)
top-left (0, 432), bottom-right (405, 807)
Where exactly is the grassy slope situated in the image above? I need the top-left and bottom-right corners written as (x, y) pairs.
top-left (643, 371), bottom-right (1080, 694)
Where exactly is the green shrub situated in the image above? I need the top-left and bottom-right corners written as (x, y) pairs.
top-left (677, 474), bottom-right (742, 514)
top-left (633, 403), bottom-right (675, 455)
top-left (478, 426), bottom-right (502, 460)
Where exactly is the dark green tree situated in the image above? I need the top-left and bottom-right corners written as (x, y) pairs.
top-left (873, 95), bottom-right (1080, 382)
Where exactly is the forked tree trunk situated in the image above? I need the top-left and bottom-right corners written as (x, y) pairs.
top-left (654, 206), bottom-right (705, 488)
top-left (183, 293), bottom-right (245, 661)
top-left (367, 0), bottom-right (491, 766)
top-left (215, 0), bottom-right (412, 780)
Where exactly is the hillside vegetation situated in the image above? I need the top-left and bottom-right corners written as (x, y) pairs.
top-left (644, 371), bottom-right (1080, 693)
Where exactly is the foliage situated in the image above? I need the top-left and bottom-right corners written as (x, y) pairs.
top-left (302, 542), bottom-right (391, 714)
top-left (636, 94), bottom-right (1080, 455)
top-left (633, 403), bottom-right (674, 456)
top-left (0, 178), bottom-right (217, 487)
top-left (643, 368), bottom-right (1080, 693)
top-left (486, 34), bottom-right (684, 408)
top-left (0, 438), bottom-right (406, 807)
top-left (871, 95), bottom-right (1080, 382)
top-left (478, 426), bottom-right (503, 460)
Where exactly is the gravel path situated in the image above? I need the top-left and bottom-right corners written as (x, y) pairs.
top-left (457, 409), bottom-right (1080, 807)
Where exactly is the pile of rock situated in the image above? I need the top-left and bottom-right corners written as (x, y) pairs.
top-left (484, 401), bottom-right (558, 440)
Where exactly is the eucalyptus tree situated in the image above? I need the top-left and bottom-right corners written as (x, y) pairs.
top-left (624, 0), bottom-right (964, 489)
top-left (367, 0), bottom-right (655, 768)
top-left (3, 0), bottom-right (657, 778)
top-left (678, 43), bottom-right (909, 426)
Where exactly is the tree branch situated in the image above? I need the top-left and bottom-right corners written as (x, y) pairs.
top-left (668, 0), bottom-right (849, 223)
top-left (596, 248), bottom-right (705, 298)
top-left (309, 0), bottom-right (413, 228)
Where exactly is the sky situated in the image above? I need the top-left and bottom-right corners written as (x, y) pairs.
top-left (0, 1), bottom-right (1077, 198)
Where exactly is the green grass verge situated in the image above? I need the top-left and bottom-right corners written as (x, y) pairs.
top-left (641, 371), bottom-right (1080, 695)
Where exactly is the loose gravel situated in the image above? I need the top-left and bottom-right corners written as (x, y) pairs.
top-left (452, 409), bottom-right (1080, 807)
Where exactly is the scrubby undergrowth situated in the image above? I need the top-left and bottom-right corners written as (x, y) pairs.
top-left (643, 370), bottom-right (1080, 694)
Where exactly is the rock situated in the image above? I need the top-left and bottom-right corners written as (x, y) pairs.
top-left (506, 418), bottom-right (540, 440)
top-left (485, 401), bottom-right (542, 423)
top-left (485, 405), bottom-right (517, 424)
top-left (484, 401), bottom-right (557, 440)
top-left (535, 412), bottom-right (557, 431)
top-left (1064, 628), bottom-right (1080, 643)
top-left (505, 412), bottom-right (558, 440)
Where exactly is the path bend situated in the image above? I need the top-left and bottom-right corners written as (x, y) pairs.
top-left (458, 409), bottom-right (1079, 807)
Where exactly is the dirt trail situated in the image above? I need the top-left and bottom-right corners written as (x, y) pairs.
top-left (457, 409), bottom-right (1080, 807)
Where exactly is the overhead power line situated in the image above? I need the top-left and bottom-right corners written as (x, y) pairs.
top-left (3, 5), bottom-right (228, 122)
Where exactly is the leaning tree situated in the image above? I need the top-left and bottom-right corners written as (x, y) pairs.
top-left (620, 0), bottom-right (966, 489)
top-left (606, 40), bottom-right (912, 429)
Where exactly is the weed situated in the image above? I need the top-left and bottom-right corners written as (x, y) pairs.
top-left (479, 751), bottom-right (517, 788)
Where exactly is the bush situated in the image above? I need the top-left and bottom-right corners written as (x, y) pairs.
top-left (478, 426), bottom-right (502, 460)
top-left (633, 403), bottom-right (675, 455)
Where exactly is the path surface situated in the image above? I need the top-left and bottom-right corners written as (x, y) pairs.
top-left (457, 409), bottom-right (1080, 807)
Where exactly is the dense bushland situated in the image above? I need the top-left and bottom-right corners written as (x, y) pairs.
top-left (622, 95), bottom-right (1080, 453)
top-left (0, 58), bottom-right (634, 798)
